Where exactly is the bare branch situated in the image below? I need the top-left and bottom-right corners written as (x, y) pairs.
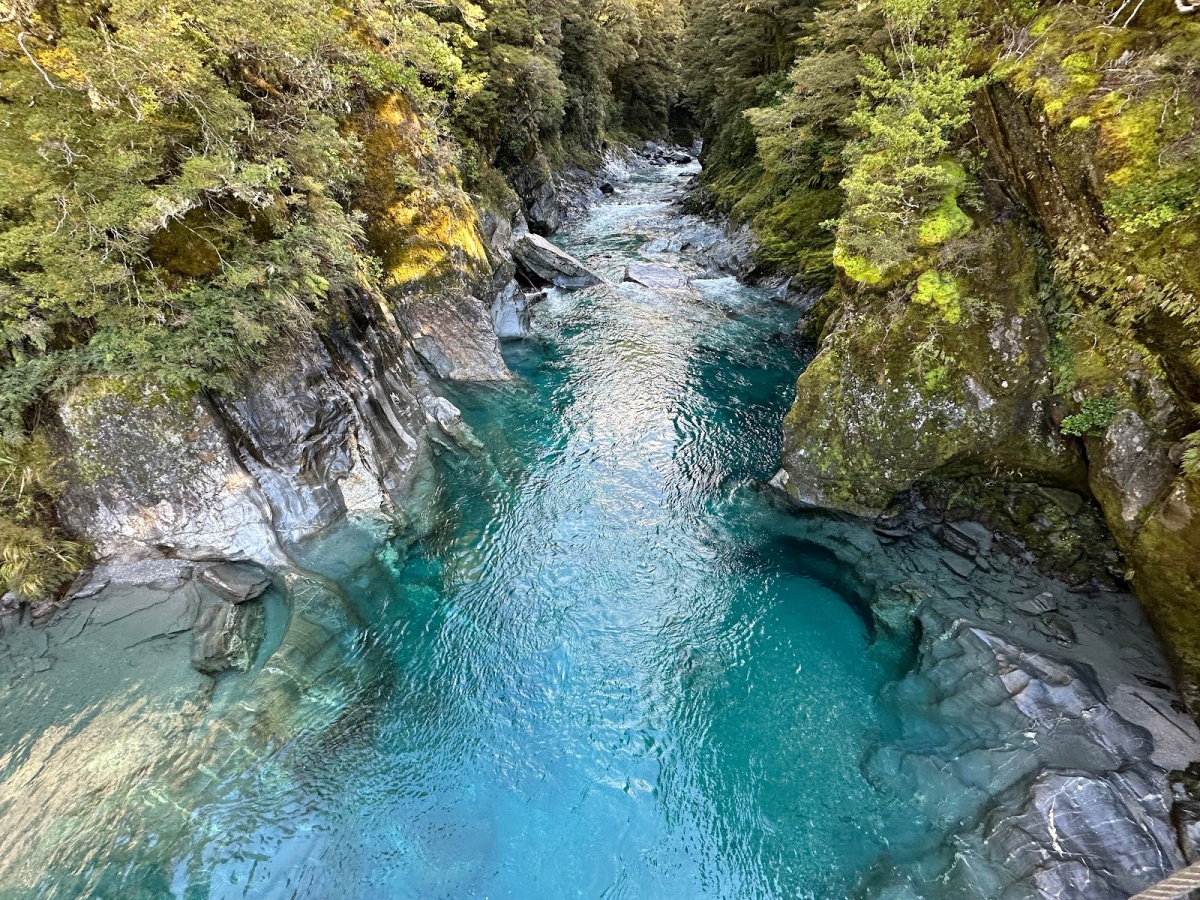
top-left (17, 32), bottom-right (58, 90)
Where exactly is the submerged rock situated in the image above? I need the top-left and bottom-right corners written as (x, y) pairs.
top-left (512, 233), bottom-right (602, 289)
top-left (623, 263), bottom-right (690, 290)
top-left (191, 594), bottom-right (265, 675)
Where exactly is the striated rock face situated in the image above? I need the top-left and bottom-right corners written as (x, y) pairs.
top-left (53, 282), bottom-right (493, 566)
top-left (56, 381), bottom-right (287, 566)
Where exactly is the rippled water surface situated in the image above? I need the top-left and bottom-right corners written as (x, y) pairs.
top-left (1, 163), bottom-right (927, 898)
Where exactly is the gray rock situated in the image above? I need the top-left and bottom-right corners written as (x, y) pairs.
top-left (947, 520), bottom-right (994, 555)
top-left (984, 768), bottom-right (1183, 898)
top-left (400, 292), bottom-right (512, 381)
top-left (623, 263), bottom-right (689, 291)
top-left (56, 381), bottom-right (288, 566)
top-left (199, 562), bottom-right (271, 604)
top-left (1172, 799), bottom-right (1200, 864)
top-left (1035, 612), bottom-right (1077, 645)
top-left (1038, 487), bottom-right (1084, 516)
top-left (1015, 591), bottom-right (1057, 615)
top-left (490, 280), bottom-right (531, 339)
top-left (214, 294), bottom-right (444, 543)
top-left (1091, 409), bottom-right (1175, 534)
top-left (941, 552), bottom-right (977, 578)
top-left (510, 163), bottom-right (563, 234)
top-left (191, 597), bottom-right (265, 675)
top-left (512, 233), bottom-right (601, 289)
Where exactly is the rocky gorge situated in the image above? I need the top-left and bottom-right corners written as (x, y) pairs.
top-left (0, 148), bottom-right (1196, 898)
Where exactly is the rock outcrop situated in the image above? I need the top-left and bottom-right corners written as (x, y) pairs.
top-left (775, 223), bottom-right (1083, 516)
top-left (55, 285), bottom-right (461, 564)
top-left (774, 76), bottom-right (1200, 704)
top-left (512, 233), bottom-right (603, 289)
top-left (759, 494), bottom-right (1200, 899)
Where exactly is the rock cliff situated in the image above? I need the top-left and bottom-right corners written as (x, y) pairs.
top-left (775, 67), bottom-right (1200, 707)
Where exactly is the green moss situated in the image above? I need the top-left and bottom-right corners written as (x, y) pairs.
top-left (752, 187), bottom-right (843, 283)
top-left (917, 191), bottom-right (972, 247)
top-left (1061, 52), bottom-right (1092, 73)
top-left (1125, 477), bottom-right (1200, 709)
top-left (923, 364), bottom-right (950, 392)
top-left (912, 269), bottom-right (962, 324)
top-left (833, 246), bottom-right (886, 285)
top-left (1069, 115), bottom-right (1092, 131)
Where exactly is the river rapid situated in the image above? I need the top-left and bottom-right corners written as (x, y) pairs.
top-left (0, 158), bottom-right (1194, 900)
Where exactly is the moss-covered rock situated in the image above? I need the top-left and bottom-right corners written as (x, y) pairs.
top-left (1127, 477), bottom-right (1200, 708)
top-left (777, 223), bottom-right (1084, 516)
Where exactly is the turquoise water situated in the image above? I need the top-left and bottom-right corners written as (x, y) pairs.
top-left (0, 164), bottom-right (927, 898)
top-left (254, 166), bottom-right (915, 897)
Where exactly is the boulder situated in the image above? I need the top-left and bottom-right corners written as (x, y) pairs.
top-left (199, 562), bottom-right (271, 604)
top-left (190, 594), bottom-right (265, 675)
top-left (623, 263), bottom-right (690, 291)
top-left (490, 279), bottom-right (532, 339)
top-left (599, 182), bottom-right (616, 195)
top-left (777, 223), bottom-right (1083, 516)
top-left (512, 233), bottom-right (601, 289)
top-left (1089, 409), bottom-right (1176, 536)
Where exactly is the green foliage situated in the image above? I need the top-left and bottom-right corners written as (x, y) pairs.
top-left (1060, 396), bottom-right (1119, 437)
top-left (456, 0), bottom-right (684, 183)
top-left (0, 434), bottom-right (87, 599)
top-left (1184, 428), bottom-right (1200, 479)
top-left (833, 0), bottom-right (981, 281)
top-left (912, 269), bottom-right (962, 324)
top-left (0, 0), bottom-right (489, 442)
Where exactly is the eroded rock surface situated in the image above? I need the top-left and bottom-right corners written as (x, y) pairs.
top-left (757, 492), bottom-right (1199, 899)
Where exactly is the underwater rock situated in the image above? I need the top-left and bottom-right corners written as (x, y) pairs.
top-left (623, 263), bottom-right (690, 290)
top-left (190, 595), bottom-right (264, 676)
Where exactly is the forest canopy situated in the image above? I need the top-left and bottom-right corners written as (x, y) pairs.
top-left (0, 0), bottom-right (684, 597)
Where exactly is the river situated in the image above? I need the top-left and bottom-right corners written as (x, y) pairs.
top-left (0, 157), bottom-right (1190, 899)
